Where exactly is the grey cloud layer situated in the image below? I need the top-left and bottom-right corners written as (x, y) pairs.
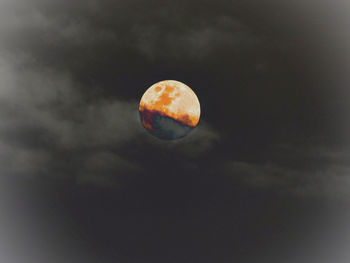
top-left (1, 1), bottom-right (350, 263)
top-left (0, 0), bottom-right (348, 199)
top-left (0, 0), bottom-right (263, 67)
top-left (0, 53), bottom-right (219, 184)
top-left (131, 15), bottom-right (259, 60)
top-left (219, 142), bottom-right (350, 199)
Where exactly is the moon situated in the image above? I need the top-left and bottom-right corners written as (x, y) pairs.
top-left (139, 80), bottom-right (201, 140)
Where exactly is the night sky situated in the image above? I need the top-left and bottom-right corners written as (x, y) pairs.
top-left (0, 0), bottom-right (350, 262)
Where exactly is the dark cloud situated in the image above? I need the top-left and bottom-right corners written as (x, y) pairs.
top-left (0, 51), bottom-right (219, 185)
top-left (221, 156), bottom-right (350, 199)
top-left (0, 0), bottom-right (349, 262)
top-left (214, 137), bottom-right (350, 199)
top-left (130, 15), bottom-right (260, 60)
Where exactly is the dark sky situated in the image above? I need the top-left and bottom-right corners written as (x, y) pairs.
top-left (0, 0), bottom-right (349, 262)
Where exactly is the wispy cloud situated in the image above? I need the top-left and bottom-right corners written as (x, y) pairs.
top-left (219, 141), bottom-right (350, 199)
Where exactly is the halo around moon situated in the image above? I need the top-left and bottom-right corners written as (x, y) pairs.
top-left (139, 80), bottom-right (201, 140)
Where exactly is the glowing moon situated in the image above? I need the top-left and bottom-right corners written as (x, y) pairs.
top-left (139, 80), bottom-right (201, 140)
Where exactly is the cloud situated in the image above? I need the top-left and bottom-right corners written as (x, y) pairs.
top-left (76, 151), bottom-right (140, 186)
top-left (167, 121), bottom-right (220, 157)
top-left (219, 142), bottom-right (350, 199)
top-left (0, 0), bottom-right (117, 46)
top-left (131, 15), bottom-right (260, 60)
top-left (0, 52), bottom-right (142, 183)
top-left (0, 0), bottom-right (344, 194)
top-left (0, 49), bottom-right (219, 186)
top-left (0, 140), bottom-right (52, 178)
top-left (0, 0), bottom-right (262, 70)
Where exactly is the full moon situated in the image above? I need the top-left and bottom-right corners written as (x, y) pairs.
top-left (139, 80), bottom-right (201, 140)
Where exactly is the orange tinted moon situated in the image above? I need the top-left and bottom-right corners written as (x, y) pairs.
top-left (139, 80), bottom-right (200, 139)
